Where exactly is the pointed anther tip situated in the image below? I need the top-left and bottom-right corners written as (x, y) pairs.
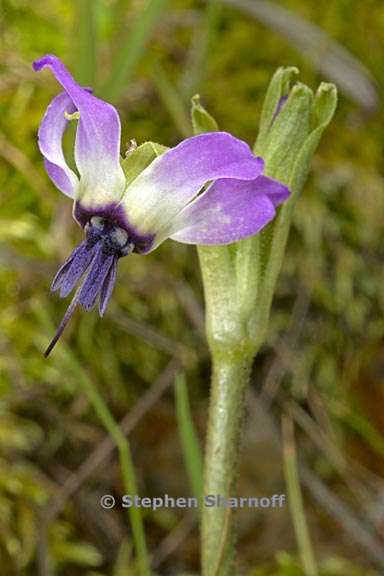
top-left (98, 306), bottom-right (107, 318)
top-left (43, 287), bottom-right (80, 358)
top-left (43, 341), bottom-right (55, 358)
top-left (44, 328), bottom-right (63, 357)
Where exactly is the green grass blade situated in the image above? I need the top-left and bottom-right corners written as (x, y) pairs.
top-left (36, 307), bottom-right (151, 576)
top-left (174, 374), bottom-right (203, 498)
top-left (74, 0), bottom-right (98, 85)
top-left (282, 411), bottom-right (318, 576)
top-left (151, 63), bottom-right (191, 137)
top-left (180, 0), bottom-right (221, 97)
top-left (102, 0), bottom-right (168, 101)
top-left (328, 399), bottom-right (384, 459)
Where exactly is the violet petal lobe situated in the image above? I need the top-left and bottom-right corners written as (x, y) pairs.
top-left (119, 132), bottom-right (264, 241)
top-left (169, 176), bottom-right (290, 245)
top-left (33, 55), bottom-right (126, 206)
top-left (252, 175), bottom-right (290, 207)
top-left (38, 91), bottom-right (79, 196)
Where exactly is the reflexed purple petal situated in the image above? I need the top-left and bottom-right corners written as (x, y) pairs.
top-left (120, 132), bottom-right (264, 238)
top-left (78, 247), bottom-right (114, 311)
top-left (51, 241), bottom-right (86, 292)
top-left (98, 257), bottom-right (118, 316)
top-left (169, 175), bottom-right (289, 245)
top-left (59, 242), bottom-right (98, 298)
top-left (38, 92), bottom-right (79, 196)
top-left (33, 55), bottom-right (126, 206)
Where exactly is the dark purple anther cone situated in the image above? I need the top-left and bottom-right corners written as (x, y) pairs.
top-left (44, 217), bottom-right (134, 357)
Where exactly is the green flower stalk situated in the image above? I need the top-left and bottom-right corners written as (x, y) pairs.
top-left (194, 69), bottom-right (337, 576)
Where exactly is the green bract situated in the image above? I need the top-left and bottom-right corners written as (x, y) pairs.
top-left (121, 141), bottom-right (168, 186)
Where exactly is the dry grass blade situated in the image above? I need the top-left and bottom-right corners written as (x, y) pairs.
top-left (110, 305), bottom-right (193, 360)
top-left (46, 359), bottom-right (181, 520)
top-left (36, 513), bottom-right (52, 576)
top-left (0, 132), bottom-right (52, 201)
top-left (150, 511), bottom-right (197, 569)
top-left (173, 280), bottom-right (205, 334)
top-left (301, 465), bottom-right (384, 568)
top-left (219, 0), bottom-right (379, 111)
top-left (250, 389), bottom-right (384, 570)
top-left (260, 286), bottom-right (311, 406)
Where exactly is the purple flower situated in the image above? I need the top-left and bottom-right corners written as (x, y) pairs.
top-left (33, 55), bottom-right (290, 355)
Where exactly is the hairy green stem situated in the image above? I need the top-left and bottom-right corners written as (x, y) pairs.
top-left (202, 350), bottom-right (253, 575)
top-left (198, 246), bottom-right (255, 575)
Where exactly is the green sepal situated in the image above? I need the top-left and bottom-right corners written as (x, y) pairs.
top-left (238, 78), bottom-right (315, 326)
top-left (241, 82), bottom-right (314, 297)
top-left (191, 94), bottom-right (219, 134)
top-left (64, 110), bottom-right (81, 121)
top-left (248, 78), bottom-right (337, 346)
top-left (121, 141), bottom-right (169, 187)
top-left (258, 82), bottom-right (314, 181)
top-left (255, 66), bottom-right (299, 153)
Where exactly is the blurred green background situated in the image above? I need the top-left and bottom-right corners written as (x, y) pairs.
top-left (1, 0), bottom-right (384, 574)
